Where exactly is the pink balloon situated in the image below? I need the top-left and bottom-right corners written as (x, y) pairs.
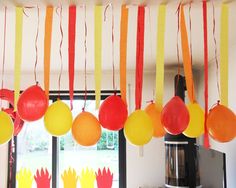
top-left (161, 96), bottom-right (189, 135)
top-left (17, 85), bottom-right (48, 121)
top-left (99, 95), bottom-right (128, 131)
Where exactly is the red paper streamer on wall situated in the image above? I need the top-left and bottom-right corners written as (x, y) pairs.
top-left (44, 6), bottom-right (53, 100)
top-left (120, 5), bottom-right (129, 105)
top-left (202, 1), bottom-right (210, 148)
top-left (135, 6), bottom-right (145, 110)
top-left (68, 5), bottom-right (76, 110)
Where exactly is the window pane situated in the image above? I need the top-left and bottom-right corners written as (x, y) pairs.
top-left (59, 100), bottom-right (119, 188)
top-left (16, 103), bottom-right (52, 188)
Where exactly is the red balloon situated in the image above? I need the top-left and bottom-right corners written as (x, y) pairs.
top-left (99, 95), bottom-right (128, 131)
top-left (0, 89), bottom-right (24, 136)
top-left (17, 85), bottom-right (48, 121)
top-left (161, 96), bottom-right (189, 135)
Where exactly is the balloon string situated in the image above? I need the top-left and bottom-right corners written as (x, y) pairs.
top-left (175, 3), bottom-right (181, 96)
top-left (56, 5), bottom-right (63, 99)
top-left (34, 6), bottom-right (39, 84)
top-left (212, 1), bottom-right (221, 100)
top-left (83, 5), bottom-right (88, 111)
top-left (1, 6), bottom-right (7, 110)
top-left (104, 3), bottom-right (116, 92)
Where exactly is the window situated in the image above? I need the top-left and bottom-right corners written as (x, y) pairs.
top-left (8, 91), bottom-right (126, 188)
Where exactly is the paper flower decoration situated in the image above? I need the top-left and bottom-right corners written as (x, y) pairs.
top-left (61, 168), bottom-right (78, 188)
top-left (16, 168), bottom-right (33, 188)
top-left (34, 168), bottom-right (51, 188)
top-left (79, 168), bottom-right (96, 188)
top-left (96, 167), bottom-right (113, 188)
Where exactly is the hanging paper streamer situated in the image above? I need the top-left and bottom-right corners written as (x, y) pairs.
top-left (155, 4), bottom-right (166, 107)
top-left (135, 6), bottom-right (145, 110)
top-left (220, 4), bottom-right (229, 107)
top-left (44, 6), bottom-right (53, 100)
top-left (68, 5), bottom-right (76, 109)
top-left (202, 1), bottom-right (210, 148)
top-left (180, 5), bottom-right (195, 103)
top-left (14, 7), bottom-right (23, 110)
top-left (120, 5), bottom-right (129, 105)
top-left (95, 6), bottom-right (103, 109)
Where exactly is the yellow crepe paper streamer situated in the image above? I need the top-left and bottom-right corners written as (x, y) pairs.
top-left (94, 6), bottom-right (103, 109)
top-left (155, 4), bottom-right (166, 107)
top-left (14, 7), bottom-right (23, 110)
top-left (180, 5), bottom-right (195, 103)
top-left (120, 5), bottom-right (129, 105)
top-left (220, 4), bottom-right (229, 106)
top-left (44, 6), bottom-right (54, 100)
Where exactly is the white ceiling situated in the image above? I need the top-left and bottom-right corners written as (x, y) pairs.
top-left (0, 0), bottom-right (235, 73)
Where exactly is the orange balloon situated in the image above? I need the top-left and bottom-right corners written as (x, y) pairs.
top-left (207, 103), bottom-right (236, 142)
top-left (145, 103), bottom-right (166, 138)
top-left (72, 111), bottom-right (102, 146)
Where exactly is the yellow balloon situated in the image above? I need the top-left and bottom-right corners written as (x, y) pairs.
top-left (124, 110), bottom-right (153, 146)
top-left (183, 103), bottom-right (204, 138)
top-left (0, 111), bottom-right (14, 145)
top-left (44, 100), bottom-right (73, 136)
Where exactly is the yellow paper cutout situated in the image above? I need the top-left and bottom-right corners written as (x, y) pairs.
top-left (16, 168), bottom-right (33, 188)
top-left (14, 7), bottom-right (23, 110)
top-left (79, 168), bottom-right (96, 188)
top-left (155, 4), bottom-right (166, 107)
top-left (220, 4), bottom-right (229, 106)
top-left (94, 6), bottom-right (103, 109)
top-left (61, 168), bottom-right (78, 188)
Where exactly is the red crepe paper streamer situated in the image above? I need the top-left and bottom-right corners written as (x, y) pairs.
top-left (202, 1), bottom-right (210, 149)
top-left (0, 89), bottom-right (24, 136)
top-left (68, 5), bottom-right (76, 110)
top-left (135, 6), bottom-right (145, 110)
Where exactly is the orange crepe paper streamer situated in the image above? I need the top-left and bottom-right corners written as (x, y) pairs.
top-left (44, 6), bottom-right (53, 100)
top-left (120, 5), bottom-right (129, 105)
top-left (180, 5), bottom-right (195, 103)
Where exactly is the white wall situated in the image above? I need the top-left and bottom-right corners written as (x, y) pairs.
top-left (196, 45), bottom-right (236, 188)
top-left (0, 69), bottom-right (180, 188)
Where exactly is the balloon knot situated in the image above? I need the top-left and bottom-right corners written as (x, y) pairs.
top-left (146, 100), bottom-right (153, 104)
top-left (36, 81), bottom-right (39, 85)
top-left (217, 100), bottom-right (220, 105)
top-left (82, 107), bottom-right (85, 112)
